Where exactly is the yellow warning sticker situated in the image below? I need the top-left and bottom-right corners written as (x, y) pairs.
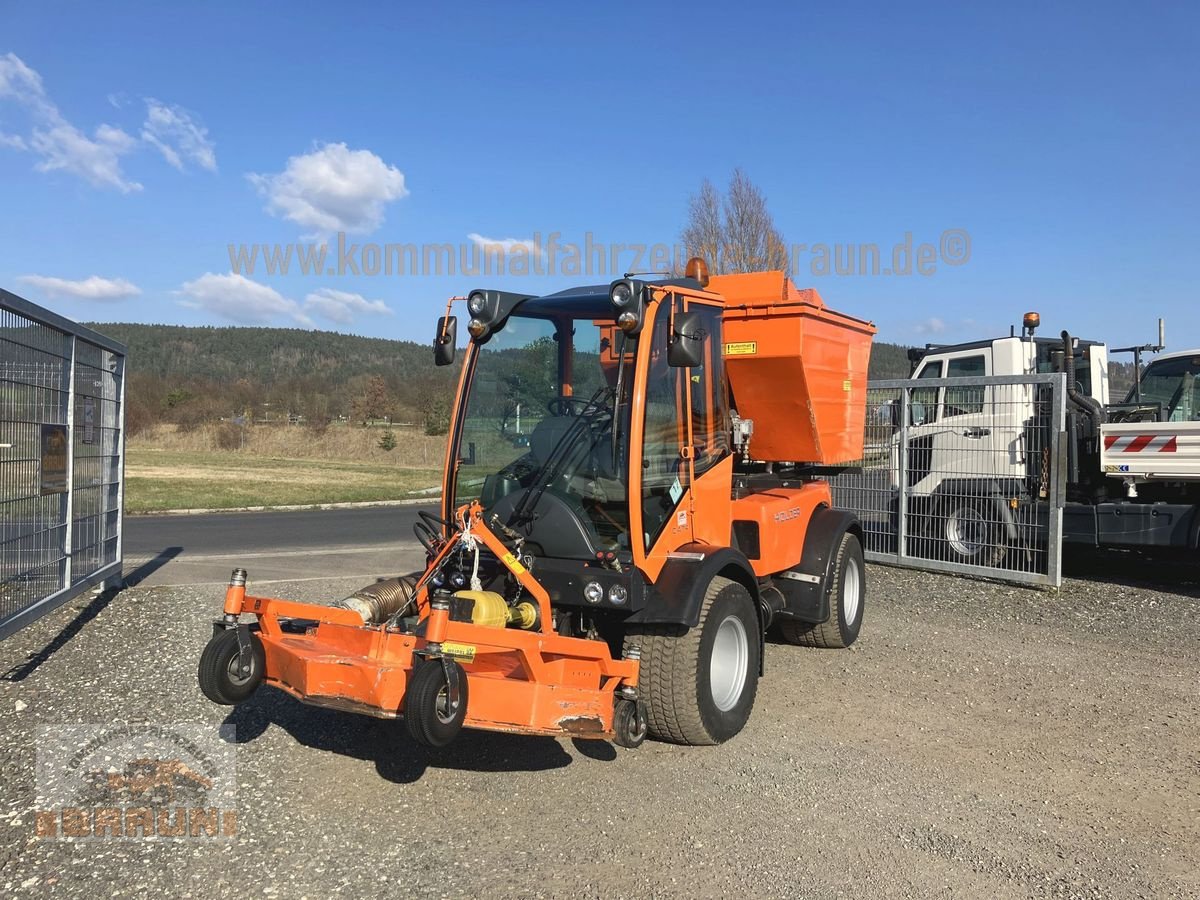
top-left (724, 341), bottom-right (757, 356)
top-left (843, 379), bottom-right (852, 391)
top-left (501, 551), bottom-right (526, 575)
top-left (442, 642), bottom-right (476, 663)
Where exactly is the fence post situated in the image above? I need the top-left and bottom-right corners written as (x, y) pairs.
top-left (63, 335), bottom-right (77, 587)
top-left (1046, 373), bottom-right (1067, 589)
top-left (896, 386), bottom-right (909, 561)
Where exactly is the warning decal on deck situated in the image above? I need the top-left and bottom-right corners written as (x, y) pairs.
top-left (442, 643), bottom-right (476, 663)
top-left (724, 341), bottom-right (757, 356)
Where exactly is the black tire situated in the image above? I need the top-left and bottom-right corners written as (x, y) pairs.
top-left (612, 699), bottom-right (648, 749)
top-left (624, 577), bottom-right (760, 746)
top-left (942, 499), bottom-right (1006, 567)
top-left (404, 659), bottom-right (468, 748)
top-left (779, 532), bottom-right (865, 649)
top-left (198, 628), bottom-right (265, 705)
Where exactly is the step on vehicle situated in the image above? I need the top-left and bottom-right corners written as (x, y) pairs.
top-left (199, 260), bottom-right (876, 748)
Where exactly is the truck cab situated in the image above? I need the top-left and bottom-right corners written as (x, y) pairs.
top-left (894, 320), bottom-right (1200, 561)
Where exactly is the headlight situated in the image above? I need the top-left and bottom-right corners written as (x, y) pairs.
top-left (583, 581), bottom-right (604, 604)
top-left (467, 292), bottom-right (488, 316)
top-left (607, 584), bottom-right (628, 605)
top-left (467, 318), bottom-right (487, 338)
top-left (617, 311), bottom-right (639, 332)
top-left (610, 282), bottom-right (634, 307)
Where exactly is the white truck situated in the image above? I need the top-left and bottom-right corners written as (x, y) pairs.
top-left (897, 316), bottom-right (1200, 563)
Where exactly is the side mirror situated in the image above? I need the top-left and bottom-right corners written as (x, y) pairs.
top-left (434, 315), bottom-right (457, 366)
top-left (668, 310), bottom-right (705, 368)
top-left (910, 401), bottom-right (927, 426)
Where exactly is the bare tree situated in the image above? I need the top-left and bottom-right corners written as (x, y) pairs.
top-left (680, 178), bottom-right (724, 274)
top-left (681, 169), bottom-right (789, 274)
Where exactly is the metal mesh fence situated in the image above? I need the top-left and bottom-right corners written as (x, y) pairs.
top-left (830, 374), bottom-right (1066, 587)
top-left (0, 290), bottom-right (125, 639)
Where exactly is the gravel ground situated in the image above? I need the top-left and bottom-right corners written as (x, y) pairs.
top-left (1, 556), bottom-right (1197, 899)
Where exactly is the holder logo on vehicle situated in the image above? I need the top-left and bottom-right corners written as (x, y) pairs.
top-left (1104, 435), bottom-right (1178, 453)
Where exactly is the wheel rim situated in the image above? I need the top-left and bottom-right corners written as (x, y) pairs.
top-left (842, 556), bottom-right (862, 625)
top-left (710, 614), bottom-right (749, 712)
top-left (225, 652), bottom-right (253, 687)
top-left (946, 506), bottom-right (989, 558)
top-left (434, 683), bottom-right (460, 724)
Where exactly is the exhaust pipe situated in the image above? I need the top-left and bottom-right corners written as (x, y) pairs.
top-left (1061, 330), bottom-right (1106, 428)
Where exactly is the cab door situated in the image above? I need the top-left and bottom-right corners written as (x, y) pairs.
top-left (632, 293), bottom-right (732, 578)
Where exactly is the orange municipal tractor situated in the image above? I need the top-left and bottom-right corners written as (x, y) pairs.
top-left (198, 260), bottom-right (876, 748)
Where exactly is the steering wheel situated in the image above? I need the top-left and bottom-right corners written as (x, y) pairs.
top-left (413, 510), bottom-right (452, 556)
top-left (546, 396), bottom-right (594, 417)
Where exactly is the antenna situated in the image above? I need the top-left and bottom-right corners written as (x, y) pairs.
top-left (1157, 317), bottom-right (1165, 351)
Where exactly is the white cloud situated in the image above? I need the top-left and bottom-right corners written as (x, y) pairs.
top-left (467, 232), bottom-right (544, 258)
top-left (179, 273), bottom-right (313, 326)
top-left (914, 316), bottom-right (946, 335)
top-left (18, 274), bottom-right (141, 301)
top-left (303, 288), bottom-right (392, 325)
top-left (0, 131), bottom-right (26, 150)
top-left (141, 99), bottom-right (216, 172)
top-left (0, 52), bottom-right (141, 192)
top-left (248, 142), bottom-right (408, 236)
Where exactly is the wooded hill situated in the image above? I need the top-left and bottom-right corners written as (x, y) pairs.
top-left (88, 322), bottom-right (919, 435)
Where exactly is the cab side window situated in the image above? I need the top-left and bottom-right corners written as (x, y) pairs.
top-left (689, 304), bottom-right (729, 476)
top-left (945, 355), bottom-right (986, 415)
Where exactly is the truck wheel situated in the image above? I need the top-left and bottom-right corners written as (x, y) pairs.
top-left (624, 577), bottom-right (760, 746)
top-left (404, 659), bottom-right (468, 748)
top-left (943, 500), bottom-right (1006, 567)
top-left (779, 532), bottom-right (865, 649)
top-left (198, 628), bottom-right (265, 705)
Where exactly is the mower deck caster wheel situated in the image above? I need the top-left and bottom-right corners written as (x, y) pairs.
top-left (613, 698), bottom-right (648, 749)
top-left (405, 659), bottom-right (468, 748)
top-left (198, 628), bottom-right (265, 705)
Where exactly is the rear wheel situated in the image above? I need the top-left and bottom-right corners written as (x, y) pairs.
top-left (625, 577), bottom-right (760, 746)
top-left (943, 499), bottom-right (1006, 567)
top-left (779, 532), bottom-right (865, 649)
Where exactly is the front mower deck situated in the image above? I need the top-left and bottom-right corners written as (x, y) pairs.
top-left (242, 593), bottom-right (638, 738)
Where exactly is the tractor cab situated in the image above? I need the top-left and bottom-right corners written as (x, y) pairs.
top-left (433, 273), bottom-right (730, 617)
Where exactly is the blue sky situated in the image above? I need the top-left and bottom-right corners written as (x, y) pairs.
top-left (1, 1), bottom-right (1196, 350)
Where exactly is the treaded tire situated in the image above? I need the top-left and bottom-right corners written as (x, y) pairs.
top-left (198, 628), bottom-right (265, 705)
top-left (624, 576), bottom-right (759, 746)
top-left (404, 659), bottom-right (468, 748)
top-left (779, 532), bottom-right (866, 649)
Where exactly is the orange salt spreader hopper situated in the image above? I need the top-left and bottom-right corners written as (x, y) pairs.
top-left (199, 261), bottom-right (876, 750)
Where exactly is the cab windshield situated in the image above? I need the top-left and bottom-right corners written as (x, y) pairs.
top-left (1127, 356), bottom-right (1200, 422)
top-left (452, 300), bottom-right (637, 550)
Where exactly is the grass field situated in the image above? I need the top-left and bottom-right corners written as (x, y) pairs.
top-left (125, 449), bottom-right (441, 513)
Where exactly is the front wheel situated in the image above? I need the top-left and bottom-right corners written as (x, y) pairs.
top-left (625, 577), bottom-right (760, 746)
top-left (404, 659), bottom-right (468, 748)
top-left (198, 628), bottom-right (265, 705)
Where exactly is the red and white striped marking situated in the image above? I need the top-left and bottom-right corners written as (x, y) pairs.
top-left (1104, 434), bottom-right (1178, 453)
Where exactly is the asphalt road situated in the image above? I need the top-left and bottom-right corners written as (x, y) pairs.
top-left (122, 506), bottom-right (434, 589)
